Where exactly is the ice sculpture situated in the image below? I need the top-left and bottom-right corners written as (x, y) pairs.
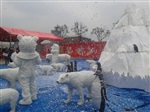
top-left (91, 78), bottom-right (101, 109)
top-left (99, 3), bottom-right (150, 92)
top-left (51, 63), bottom-right (66, 72)
top-left (56, 71), bottom-right (101, 106)
top-left (0, 88), bottom-right (19, 112)
top-left (114, 3), bottom-right (149, 29)
top-left (36, 65), bottom-right (55, 75)
top-left (46, 44), bottom-right (71, 65)
top-left (48, 44), bottom-right (59, 63)
top-left (11, 34), bottom-right (41, 105)
top-left (0, 68), bottom-right (19, 89)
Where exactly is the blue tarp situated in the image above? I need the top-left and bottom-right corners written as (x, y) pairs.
top-left (0, 60), bottom-right (150, 112)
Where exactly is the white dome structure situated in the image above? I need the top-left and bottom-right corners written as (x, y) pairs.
top-left (99, 3), bottom-right (150, 92)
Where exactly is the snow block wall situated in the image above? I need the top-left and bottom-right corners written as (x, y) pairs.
top-left (99, 3), bottom-right (150, 92)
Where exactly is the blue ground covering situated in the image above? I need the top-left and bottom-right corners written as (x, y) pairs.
top-left (0, 60), bottom-right (150, 112)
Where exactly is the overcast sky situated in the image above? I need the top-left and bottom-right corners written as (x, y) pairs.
top-left (0, 0), bottom-right (149, 41)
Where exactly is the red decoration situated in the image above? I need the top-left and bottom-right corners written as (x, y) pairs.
top-left (60, 42), bottom-right (106, 59)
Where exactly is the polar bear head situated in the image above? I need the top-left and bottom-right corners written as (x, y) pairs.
top-left (56, 73), bottom-right (70, 84)
top-left (17, 34), bottom-right (39, 59)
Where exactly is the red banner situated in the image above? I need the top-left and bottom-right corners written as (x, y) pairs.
top-left (39, 44), bottom-right (52, 59)
top-left (39, 42), bottom-right (106, 59)
top-left (60, 42), bottom-right (106, 59)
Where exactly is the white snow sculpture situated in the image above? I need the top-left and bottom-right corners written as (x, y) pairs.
top-left (51, 63), bottom-right (66, 72)
top-left (46, 44), bottom-right (71, 64)
top-left (8, 62), bottom-right (18, 68)
top-left (99, 4), bottom-right (150, 92)
top-left (0, 68), bottom-right (19, 89)
top-left (0, 88), bottom-right (19, 112)
top-left (91, 78), bottom-right (101, 109)
top-left (114, 3), bottom-right (149, 29)
top-left (11, 34), bottom-right (41, 105)
top-left (56, 71), bottom-right (101, 106)
top-left (36, 65), bottom-right (55, 75)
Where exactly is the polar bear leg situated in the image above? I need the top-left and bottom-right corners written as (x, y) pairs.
top-left (9, 90), bottom-right (19, 112)
top-left (10, 100), bottom-right (17, 112)
top-left (77, 87), bottom-right (84, 105)
top-left (64, 87), bottom-right (73, 104)
top-left (87, 87), bottom-right (92, 99)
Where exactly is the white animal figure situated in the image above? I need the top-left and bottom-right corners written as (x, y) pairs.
top-left (7, 62), bottom-right (18, 68)
top-left (11, 34), bottom-right (41, 105)
top-left (46, 44), bottom-right (71, 64)
top-left (86, 60), bottom-right (97, 71)
top-left (37, 65), bottom-right (55, 75)
top-left (56, 71), bottom-right (99, 105)
top-left (91, 79), bottom-right (101, 109)
top-left (0, 68), bottom-right (38, 89)
top-left (51, 63), bottom-right (66, 72)
top-left (0, 68), bottom-right (19, 89)
top-left (0, 88), bottom-right (19, 112)
top-left (46, 53), bottom-right (71, 64)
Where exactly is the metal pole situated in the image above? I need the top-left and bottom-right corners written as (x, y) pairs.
top-left (9, 34), bottom-right (12, 47)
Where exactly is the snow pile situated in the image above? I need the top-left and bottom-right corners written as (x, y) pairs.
top-left (99, 3), bottom-right (150, 92)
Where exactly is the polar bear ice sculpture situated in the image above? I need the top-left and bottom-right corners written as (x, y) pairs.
top-left (0, 88), bottom-right (19, 112)
top-left (0, 68), bottom-right (19, 89)
top-left (51, 63), bottom-right (66, 72)
top-left (56, 71), bottom-right (100, 106)
top-left (46, 53), bottom-right (71, 64)
top-left (37, 65), bottom-right (55, 75)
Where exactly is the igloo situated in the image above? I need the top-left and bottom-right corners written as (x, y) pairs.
top-left (99, 3), bottom-right (150, 92)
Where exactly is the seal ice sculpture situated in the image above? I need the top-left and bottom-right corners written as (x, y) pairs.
top-left (0, 88), bottom-right (19, 112)
top-left (11, 34), bottom-right (41, 105)
top-left (0, 68), bottom-right (19, 89)
top-left (56, 71), bottom-right (101, 106)
top-left (46, 44), bottom-right (70, 64)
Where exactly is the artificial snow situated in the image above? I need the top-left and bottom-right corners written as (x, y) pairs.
top-left (0, 60), bottom-right (150, 112)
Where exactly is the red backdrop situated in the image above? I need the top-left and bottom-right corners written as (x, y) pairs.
top-left (60, 42), bottom-right (106, 59)
top-left (39, 42), bottom-right (106, 59)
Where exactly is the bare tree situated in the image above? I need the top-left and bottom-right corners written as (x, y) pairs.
top-left (71, 21), bottom-right (88, 38)
top-left (61, 24), bottom-right (69, 38)
top-left (51, 24), bottom-right (69, 38)
top-left (91, 27), bottom-right (110, 41)
top-left (112, 20), bottom-right (119, 29)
